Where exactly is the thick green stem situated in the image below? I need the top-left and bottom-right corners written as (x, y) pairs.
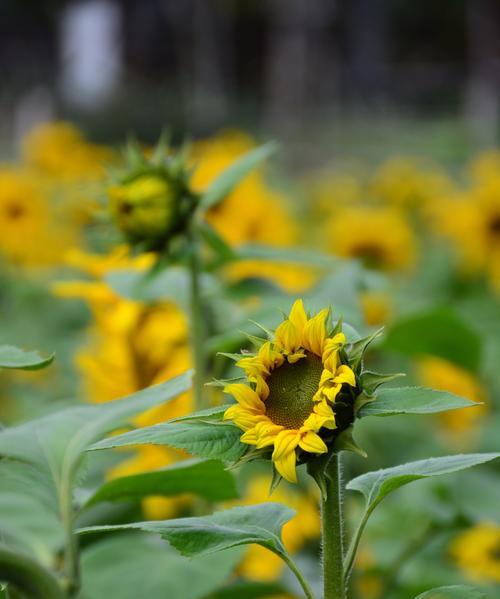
top-left (0, 543), bottom-right (65, 599)
top-left (188, 224), bottom-right (207, 410)
top-left (321, 454), bottom-right (345, 599)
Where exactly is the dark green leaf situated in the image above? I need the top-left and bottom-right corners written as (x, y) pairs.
top-left (85, 459), bottom-right (238, 507)
top-left (384, 307), bottom-right (482, 372)
top-left (357, 386), bottom-right (477, 418)
top-left (413, 585), bottom-right (486, 599)
top-left (359, 371), bottom-right (405, 394)
top-left (89, 420), bottom-right (246, 463)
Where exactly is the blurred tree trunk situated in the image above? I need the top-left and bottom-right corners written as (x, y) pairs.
top-left (464, 0), bottom-right (500, 145)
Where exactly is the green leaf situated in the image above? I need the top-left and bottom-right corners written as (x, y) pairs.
top-left (237, 244), bottom-right (337, 268)
top-left (85, 458), bottom-right (238, 507)
top-left (211, 581), bottom-right (286, 599)
top-left (79, 503), bottom-right (294, 561)
top-left (0, 372), bottom-right (192, 517)
top-left (359, 371), bottom-right (405, 394)
top-left (81, 533), bottom-right (242, 599)
top-left (170, 405), bottom-right (230, 422)
top-left (198, 142), bottom-right (278, 211)
top-left (357, 386), bottom-right (477, 418)
top-left (384, 307), bottom-right (482, 372)
top-left (198, 221), bottom-right (237, 263)
top-left (413, 585), bottom-right (486, 599)
top-left (347, 453), bottom-right (500, 511)
top-left (347, 328), bottom-right (384, 371)
top-left (0, 345), bottom-right (54, 371)
top-left (89, 420), bottom-right (246, 463)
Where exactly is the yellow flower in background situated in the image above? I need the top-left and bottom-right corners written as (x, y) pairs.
top-left (325, 206), bottom-right (416, 271)
top-left (360, 291), bottom-right (392, 326)
top-left (0, 167), bottom-right (77, 266)
top-left (224, 300), bottom-right (356, 483)
top-left (416, 357), bottom-right (486, 434)
top-left (467, 149), bottom-right (500, 184)
top-left (429, 180), bottom-right (500, 291)
top-left (190, 130), bottom-right (316, 292)
top-left (450, 523), bottom-right (500, 583)
top-left (305, 171), bottom-right (364, 217)
top-left (369, 156), bottom-right (453, 210)
top-left (22, 121), bottom-right (112, 182)
top-left (54, 247), bottom-right (193, 519)
top-left (229, 475), bottom-right (319, 582)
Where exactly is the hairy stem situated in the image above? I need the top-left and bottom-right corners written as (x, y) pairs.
top-left (321, 454), bottom-right (345, 599)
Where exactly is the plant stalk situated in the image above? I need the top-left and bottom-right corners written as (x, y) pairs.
top-left (188, 223), bottom-right (207, 410)
top-left (60, 484), bottom-right (80, 597)
top-left (321, 453), bottom-right (345, 599)
top-left (281, 554), bottom-right (316, 599)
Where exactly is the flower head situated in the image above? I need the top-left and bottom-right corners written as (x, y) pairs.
top-left (223, 300), bottom-right (357, 483)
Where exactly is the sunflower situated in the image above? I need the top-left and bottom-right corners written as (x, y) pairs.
top-left (325, 206), bottom-right (416, 271)
top-left (223, 300), bottom-right (356, 482)
top-left (450, 523), bottom-right (500, 583)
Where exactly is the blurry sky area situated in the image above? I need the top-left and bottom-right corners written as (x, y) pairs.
top-left (1, 0), bottom-right (500, 163)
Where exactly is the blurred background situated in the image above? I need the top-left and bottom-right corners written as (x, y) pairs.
top-left (2, 0), bottom-right (500, 159)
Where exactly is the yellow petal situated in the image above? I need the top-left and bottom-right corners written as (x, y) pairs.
top-left (287, 350), bottom-right (306, 364)
top-left (333, 365), bottom-right (356, 387)
top-left (240, 428), bottom-right (259, 445)
top-left (299, 431), bottom-right (327, 454)
top-left (302, 308), bottom-right (329, 356)
top-left (288, 299), bottom-right (308, 333)
top-left (275, 319), bottom-right (302, 353)
top-left (255, 421), bottom-right (284, 448)
top-left (272, 433), bottom-right (300, 483)
top-left (224, 383), bottom-right (265, 411)
top-left (258, 341), bottom-right (284, 371)
top-left (224, 405), bottom-right (266, 431)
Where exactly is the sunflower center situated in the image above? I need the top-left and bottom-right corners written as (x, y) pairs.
top-left (265, 352), bottom-right (323, 429)
top-left (350, 243), bottom-right (386, 268)
top-left (488, 214), bottom-right (500, 238)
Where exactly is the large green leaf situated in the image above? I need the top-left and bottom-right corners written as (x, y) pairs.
top-left (89, 420), bottom-right (246, 463)
top-left (414, 586), bottom-right (486, 599)
top-left (0, 372), bottom-right (191, 515)
top-left (0, 345), bottom-right (54, 371)
top-left (80, 533), bottom-right (242, 599)
top-left (85, 458), bottom-right (238, 507)
top-left (79, 503), bottom-right (294, 561)
top-left (384, 307), bottom-right (481, 372)
top-left (198, 142), bottom-right (277, 211)
top-left (357, 386), bottom-right (476, 418)
top-left (211, 581), bottom-right (286, 599)
top-left (347, 453), bottom-right (500, 510)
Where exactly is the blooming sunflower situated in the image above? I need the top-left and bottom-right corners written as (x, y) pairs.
top-left (223, 300), bottom-right (357, 483)
top-left (450, 523), bottom-right (500, 583)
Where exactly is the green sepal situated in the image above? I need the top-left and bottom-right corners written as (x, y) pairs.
top-left (331, 316), bottom-right (344, 336)
top-left (151, 129), bottom-right (172, 166)
top-left (353, 391), bottom-right (377, 416)
top-left (347, 328), bottom-right (384, 371)
top-left (240, 331), bottom-right (267, 348)
top-left (218, 352), bottom-right (253, 362)
top-left (269, 466), bottom-right (283, 495)
top-left (334, 426), bottom-right (368, 458)
top-left (306, 452), bottom-right (332, 498)
top-left (360, 371), bottom-right (406, 395)
top-left (124, 137), bottom-right (146, 169)
top-left (248, 320), bottom-right (274, 339)
top-left (205, 377), bottom-right (246, 388)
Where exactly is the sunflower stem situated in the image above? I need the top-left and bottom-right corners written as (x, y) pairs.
top-left (321, 453), bottom-right (345, 599)
top-left (188, 223), bottom-right (207, 410)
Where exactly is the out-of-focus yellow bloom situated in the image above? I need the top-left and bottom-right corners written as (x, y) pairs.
top-left (429, 179), bottom-right (500, 292)
top-left (450, 523), bottom-right (500, 583)
top-left (229, 475), bottom-right (320, 582)
top-left (369, 157), bottom-right (453, 210)
top-left (360, 291), bottom-right (392, 326)
top-left (54, 247), bottom-right (192, 518)
top-left (0, 167), bottom-right (77, 266)
top-left (468, 150), bottom-right (500, 184)
top-left (224, 300), bottom-right (355, 483)
top-left (190, 130), bottom-right (315, 292)
top-left (354, 548), bottom-right (383, 599)
top-left (416, 356), bottom-right (486, 434)
top-left (22, 121), bottom-right (112, 182)
top-left (325, 206), bottom-right (416, 271)
top-left (306, 171), bottom-right (364, 217)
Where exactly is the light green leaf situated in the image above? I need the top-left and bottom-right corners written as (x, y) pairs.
top-left (0, 371), bottom-right (191, 517)
top-left (237, 244), bottom-right (337, 268)
top-left (79, 503), bottom-right (294, 560)
top-left (0, 345), bottom-right (54, 371)
top-left (384, 307), bottom-right (482, 372)
top-left (81, 533), bottom-right (242, 599)
top-left (357, 386), bottom-right (476, 418)
top-left (347, 453), bottom-right (500, 511)
top-left (198, 221), bottom-right (237, 263)
top-left (89, 420), bottom-right (246, 463)
top-left (170, 405), bottom-right (229, 422)
top-left (198, 142), bottom-right (277, 211)
top-left (414, 585), bottom-right (486, 599)
top-left (85, 458), bottom-right (238, 507)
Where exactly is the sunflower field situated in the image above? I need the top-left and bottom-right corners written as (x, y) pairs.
top-left (0, 116), bottom-right (498, 599)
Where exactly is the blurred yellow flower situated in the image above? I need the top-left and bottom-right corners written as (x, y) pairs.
top-left (54, 247), bottom-right (192, 519)
top-left (0, 167), bottom-right (77, 266)
top-left (191, 130), bottom-right (315, 292)
top-left (450, 523), bottom-right (500, 583)
top-left (369, 157), bottom-right (452, 210)
top-left (360, 291), bottom-right (392, 326)
top-left (416, 356), bottom-right (486, 434)
top-left (306, 171), bottom-right (364, 217)
top-left (229, 475), bottom-right (320, 582)
top-left (22, 121), bottom-right (112, 182)
top-left (325, 206), bottom-right (416, 271)
top-left (467, 150), bottom-right (500, 184)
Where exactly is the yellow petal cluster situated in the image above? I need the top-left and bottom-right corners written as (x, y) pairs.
top-left (224, 300), bottom-right (356, 483)
top-left (450, 523), bottom-right (500, 583)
